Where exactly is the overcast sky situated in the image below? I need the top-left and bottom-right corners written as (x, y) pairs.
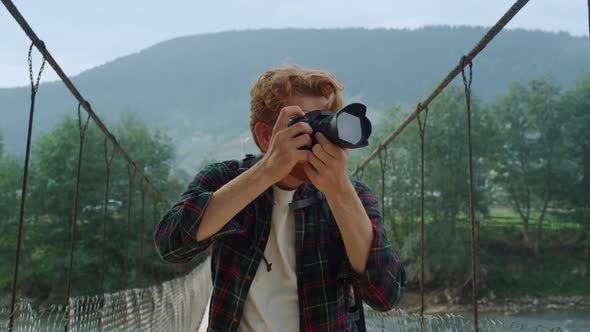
top-left (1, 0), bottom-right (588, 88)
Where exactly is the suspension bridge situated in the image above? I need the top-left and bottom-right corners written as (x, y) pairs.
top-left (1, 0), bottom-right (588, 331)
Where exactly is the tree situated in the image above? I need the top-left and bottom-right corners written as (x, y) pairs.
top-left (356, 86), bottom-right (496, 289)
top-left (0, 132), bottom-right (23, 294)
top-left (492, 78), bottom-right (567, 254)
top-left (3, 112), bottom-right (179, 303)
top-left (561, 73), bottom-right (590, 253)
top-left (0, 131), bottom-right (21, 217)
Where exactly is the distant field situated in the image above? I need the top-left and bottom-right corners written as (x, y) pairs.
top-left (388, 210), bottom-right (583, 232)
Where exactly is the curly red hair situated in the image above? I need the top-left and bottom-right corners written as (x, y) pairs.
top-left (249, 65), bottom-right (344, 148)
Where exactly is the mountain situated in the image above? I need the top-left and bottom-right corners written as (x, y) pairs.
top-left (1, 27), bottom-right (588, 169)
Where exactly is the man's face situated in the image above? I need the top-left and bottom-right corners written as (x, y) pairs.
top-left (276, 95), bottom-right (332, 185)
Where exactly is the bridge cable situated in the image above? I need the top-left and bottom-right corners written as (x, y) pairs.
top-left (416, 104), bottom-right (429, 332)
top-left (124, 165), bottom-right (136, 329)
top-left (377, 145), bottom-right (388, 221)
top-left (461, 56), bottom-right (479, 332)
top-left (8, 41), bottom-right (46, 332)
top-left (140, 182), bottom-right (146, 285)
top-left (65, 104), bottom-right (91, 332)
top-left (98, 138), bottom-right (116, 332)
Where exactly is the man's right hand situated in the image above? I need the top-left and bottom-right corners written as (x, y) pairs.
top-left (260, 106), bottom-right (313, 183)
top-left (191, 106), bottom-right (312, 242)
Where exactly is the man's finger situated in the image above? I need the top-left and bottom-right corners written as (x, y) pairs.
top-left (308, 153), bottom-right (326, 174)
top-left (315, 132), bottom-right (340, 158)
top-left (273, 106), bottom-right (305, 135)
top-left (312, 141), bottom-right (334, 163)
top-left (303, 164), bottom-right (319, 182)
top-left (292, 133), bottom-right (312, 149)
top-left (294, 150), bottom-right (312, 163)
top-left (285, 121), bottom-right (313, 138)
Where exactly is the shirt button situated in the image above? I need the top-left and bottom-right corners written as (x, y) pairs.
top-left (245, 275), bottom-right (252, 282)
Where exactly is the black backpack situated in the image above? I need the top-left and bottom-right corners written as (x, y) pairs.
top-left (238, 154), bottom-right (366, 332)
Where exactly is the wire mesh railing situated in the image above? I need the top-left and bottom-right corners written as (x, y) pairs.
top-left (1, 256), bottom-right (212, 332)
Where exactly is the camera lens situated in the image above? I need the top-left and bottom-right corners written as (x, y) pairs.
top-left (336, 112), bottom-right (362, 144)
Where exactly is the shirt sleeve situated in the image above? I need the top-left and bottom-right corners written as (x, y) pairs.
top-left (352, 180), bottom-right (407, 312)
top-left (153, 161), bottom-right (244, 265)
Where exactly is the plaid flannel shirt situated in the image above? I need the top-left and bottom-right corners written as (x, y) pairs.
top-left (154, 160), bottom-right (406, 332)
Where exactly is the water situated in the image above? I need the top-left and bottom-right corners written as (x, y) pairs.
top-left (364, 308), bottom-right (590, 331)
top-left (482, 310), bottom-right (590, 332)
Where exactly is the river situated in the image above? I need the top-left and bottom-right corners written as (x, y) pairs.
top-left (363, 308), bottom-right (590, 331)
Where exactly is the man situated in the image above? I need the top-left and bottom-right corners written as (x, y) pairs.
top-left (154, 66), bottom-right (406, 332)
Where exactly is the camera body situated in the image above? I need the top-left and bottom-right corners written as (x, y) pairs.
top-left (288, 110), bottom-right (335, 147)
top-left (287, 103), bottom-right (372, 149)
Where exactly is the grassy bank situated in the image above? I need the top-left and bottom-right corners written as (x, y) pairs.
top-left (397, 210), bottom-right (589, 300)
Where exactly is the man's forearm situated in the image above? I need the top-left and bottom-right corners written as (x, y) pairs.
top-left (325, 180), bottom-right (374, 274)
top-left (196, 162), bottom-right (274, 241)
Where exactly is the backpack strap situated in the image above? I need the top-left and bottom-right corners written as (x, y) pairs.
top-left (338, 263), bottom-right (366, 332)
top-left (238, 153), bottom-right (263, 174)
top-left (293, 186), bottom-right (367, 331)
top-left (353, 283), bottom-right (366, 332)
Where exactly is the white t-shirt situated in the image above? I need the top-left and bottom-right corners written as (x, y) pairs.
top-left (238, 185), bottom-right (299, 332)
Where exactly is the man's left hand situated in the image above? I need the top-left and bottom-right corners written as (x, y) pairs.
top-left (304, 132), bottom-right (351, 196)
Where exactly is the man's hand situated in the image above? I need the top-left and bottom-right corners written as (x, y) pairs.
top-left (303, 132), bottom-right (351, 196)
top-left (195, 106), bottom-right (311, 242)
top-left (305, 131), bottom-right (373, 274)
top-left (260, 106), bottom-right (313, 183)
